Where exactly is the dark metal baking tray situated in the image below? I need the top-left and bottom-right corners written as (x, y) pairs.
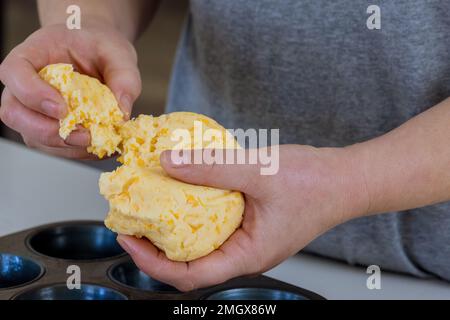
top-left (0, 220), bottom-right (325, 300)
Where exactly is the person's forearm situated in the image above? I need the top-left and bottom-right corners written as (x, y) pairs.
top-left (346, 97), bottom-right (450, 217)
top-left (37, 0), bottom-right (159, 41)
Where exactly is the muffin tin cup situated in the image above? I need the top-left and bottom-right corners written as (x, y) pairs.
top-left (204, 288), bottom-right (308, 300)
top-left (0, 220), bottom-right (325, 300)
top-left (13, 283), bottom-right (128, 300)
top-left (26, 223), bottom-right (125, 261)
top-left (108, 260), bottom-right (179, 293)
top-left (0, 254), bottom-right (44, 290)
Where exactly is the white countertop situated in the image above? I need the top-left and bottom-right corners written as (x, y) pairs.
top-left (1, 137), bottom-right (449, 299)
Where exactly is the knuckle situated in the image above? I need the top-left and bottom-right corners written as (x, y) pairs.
top-left (21, 135), bottom-right (36, 148)
top-left (120, 72), bottom-right (142, 99)
top-left (0, 57), bottom-right (14, 84)
top-left (15, 86), bottom-right (45, 108)
top-left (0, 105), bottom-right (5, 122)
top-left (0, 104), bottom-right (14, 127)
top-left (0, 58), bottom-right (11, 83)
top-left (124, 40), bottom-right (138, 63)
top-left (132, 68), bottom-right (142, 92)
top-left (21, 87), bottom-right (40, 105)
top-left (0, 63), bottom-right (5, 82)
top-left (133, 79), bottom-right (142, 97)
top-left (35, 124), bottom-right (55, 146)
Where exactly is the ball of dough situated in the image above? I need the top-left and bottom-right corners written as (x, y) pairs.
top-left (39, 64), bottom-right (124, 158)
top-left (100, 113), bottom-right (245, 261)
top-left (100, 166), bottom-right (244, 261)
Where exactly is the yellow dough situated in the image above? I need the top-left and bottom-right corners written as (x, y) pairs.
top-left (100, 165), bottom-right (244, 261)
top-left (40, 63), bottom-right (245, 261)
top-left (39, 64), bottom-right (124, 158)
top-left (118, 112), bottom-right (240, 168)
top-left (100, 113), bottom-right (244, 261)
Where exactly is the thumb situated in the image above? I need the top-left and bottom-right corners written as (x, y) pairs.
top-left (99, 44), bottom-right (142, 120)
top-left (160, 149), bottom-right (262, 194)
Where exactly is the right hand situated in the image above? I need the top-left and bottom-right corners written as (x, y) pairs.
top-left (0, 21), bottom-right (141, 159)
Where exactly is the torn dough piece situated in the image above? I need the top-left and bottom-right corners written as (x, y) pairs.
top-left (118, 112), bottom-right (240, 167)
top-left (39, 63), bottom-right (124, 158)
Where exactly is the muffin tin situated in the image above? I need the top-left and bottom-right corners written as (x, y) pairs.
top-left (0, 220), bottom-right (325, 300)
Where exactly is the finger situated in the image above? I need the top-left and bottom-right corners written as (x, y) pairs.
top-left (41, 147), bottom-right (97, 160)
top-left (117, 229), bottom-right (253, 291)
top-left (160, 149), bottom-right (263, 194)
top-left (0, 88), bottom-right (68, 148)
top-left (116, 235), bottom-right (192, 291)
top-left (65, 126), bottom-right (91, 147)
top-left (97, 42), bottom-right (141, 120)
top-left (0, 47), bottom-right (67, 119)
top-left (24, 138), bottom-right (97, 160)
top-left (183, 229), bottom-right (254, 289)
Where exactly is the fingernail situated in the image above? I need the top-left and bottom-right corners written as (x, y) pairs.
top-left (41, 100), bottom-right (66, 119)
top-left (120, 94), bottom-right (132, 119)
top-left (117, 235), bottom-right (133, 253)
top-left (65, 130), bottom-right (90, 147)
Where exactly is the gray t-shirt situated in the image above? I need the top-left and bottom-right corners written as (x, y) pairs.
top-left (166, 0), bottom-right (450, 281)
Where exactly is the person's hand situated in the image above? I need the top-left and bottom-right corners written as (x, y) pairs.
top-left (116, 145), bottom-right (369, 291)
top-left (0, 21), bottom-right (141, 159)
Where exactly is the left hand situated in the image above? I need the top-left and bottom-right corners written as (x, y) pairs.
top-left (116, 145), bottom-right (369, 291)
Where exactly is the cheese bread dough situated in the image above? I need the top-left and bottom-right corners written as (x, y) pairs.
top-left (100, 165), bottom-right (244, 261)
top-left (39, 64), bottom-right (124, 158)
top-left (118, 112), bottom-right (240, 167)
top-left (101, 113), bottom-right (244, 261)
top-left (39, 63), bottom-right (245, 262)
